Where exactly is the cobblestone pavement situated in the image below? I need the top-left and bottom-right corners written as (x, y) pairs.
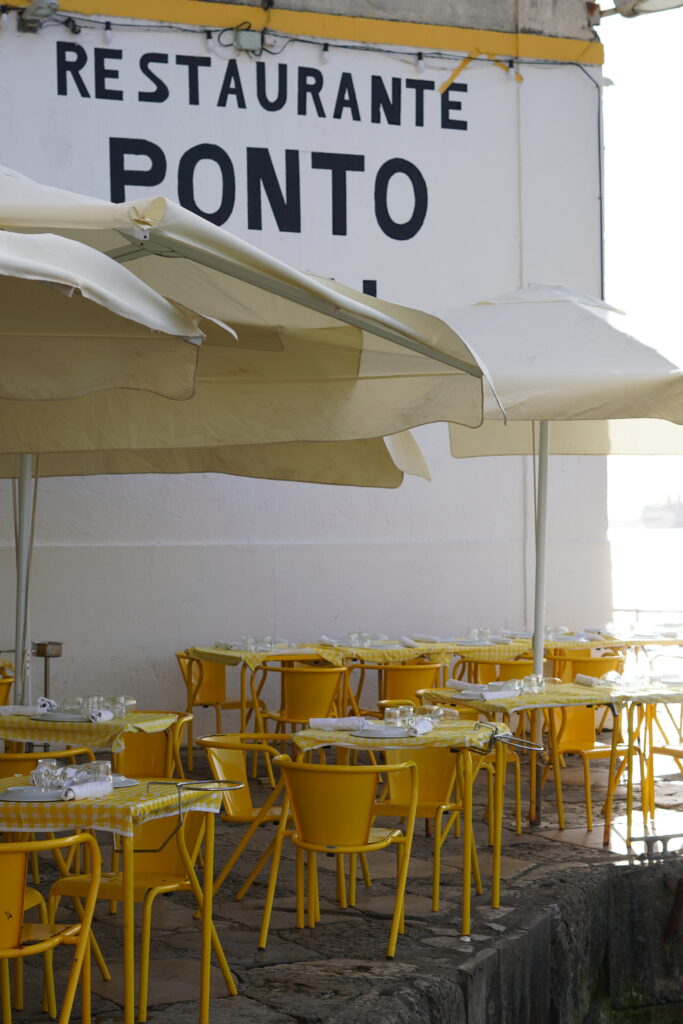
top-left (12, 748), bottom-right (683, 1023)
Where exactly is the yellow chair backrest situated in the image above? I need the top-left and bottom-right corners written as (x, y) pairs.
top-left (129, 811), bottom-right (203, 878)
top-left (381, 663), bottom-right (442, 703)
top-left (497, 660), bottom-right (534, 681)
top-left (0, 851), bottom-right (27, 949)
top-left (275, 755), bottom-right (405, 848)
top-left (203, 744), bottom-right (254, 817)
top-left (455, 658), bottom-right (497, 684)
top-left (114, 713), bottom-right (189, 779)
top-left (558, 653), bottom-right (625, 684)
top-left (280, 667), bottom-right (346, 721)
top-left (555, 706), bottom-right (600, 748)
top-left (177, 653), bottom-right (226, 706)
top-left (0, 678), bottom-right (12, 706)
top-left (0, 747), bottom-right (95, 778)
top-left (384, 746), bottom-right (457, 807)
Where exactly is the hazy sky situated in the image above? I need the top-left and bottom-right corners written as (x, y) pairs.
top-left (600, 10), bottom-right (683, 520)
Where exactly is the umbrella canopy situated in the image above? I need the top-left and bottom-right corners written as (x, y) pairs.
top-left (444, 283), bottom-right (683, 673)
top-left (2, 165), bottom-right (489, 702)
top-left (0, 229), bottom-right (204, 400)
top-left (0, 165), bottom-right (487, 442)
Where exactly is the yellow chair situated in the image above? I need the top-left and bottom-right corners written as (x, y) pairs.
top-left (374, 745), bottom-right (479, 911)
top-left (177, 653), bottom-right (247, 771)
top-left (112, 711), bottom-right (191, 779)
top-left (542, 654), bottom-right (633, 830)
top-left (252, 666), bottom-right (349, 734)
top-left (262, 755), bottom-right (417, 959)
top-left (0, 832), bottom-right (100, 1024)
top-left (197, 733), bottom-right (291, 898)
top-left (49, 811), bottom-right (237, 1023)
top-left (379, 662), bottom-right (444, 704)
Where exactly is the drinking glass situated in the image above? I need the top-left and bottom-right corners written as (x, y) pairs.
top-left (30, 760), bottom-right (59, 791)
top-left (384, 707), bottom-right (401, 727)
top-left (395, 705), bottom-right (415, 729)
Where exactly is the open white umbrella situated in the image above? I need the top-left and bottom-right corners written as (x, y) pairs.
top-left (1, 165), bottom-right (492, 702)
top-left (443, 284), bottom-right (683, 809)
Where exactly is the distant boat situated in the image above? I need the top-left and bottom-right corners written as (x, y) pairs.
top-left (641, 500), bottom-right (683, 528)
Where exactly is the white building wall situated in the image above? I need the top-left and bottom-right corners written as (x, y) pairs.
top-left (0, 4), bottom-right (609, 715)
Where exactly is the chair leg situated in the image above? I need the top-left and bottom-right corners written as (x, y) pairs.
top-left (1, 958), bottom-right (12, 1024)
top-left (258, 817), bottom-right (287, 950)
top-left (336, 854), bottom-right (347, 908)
top-left (11, 961), bottom-right (21, 1012)
top-left (349, 853), bottom-right (357, 907)
top-left (138, 891), bottom-right (156, 1022)
top-left (187, 714), bottom-right (194, 772)
top-left (581, 754), bottom-right (593, 832)
top-left (359, 853), bottom-right (372, 889)
top-left (388, 838), bottom-right (412, 959)
top-left (235, 837), bottom-right (277, 902)
top-left (307, 852), bottom-right (318, 928)
top-left (81, 935), bottom-right (91, 1024)
top-left (471, 834), bottom-right (483, 895)
top-left (295, 848), bottom-right (305, 929)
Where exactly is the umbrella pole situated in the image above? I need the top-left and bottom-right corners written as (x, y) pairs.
top-left (14, 454), bottom-right (35, 706)
top-left (530, 420), bottom-right (549, 824)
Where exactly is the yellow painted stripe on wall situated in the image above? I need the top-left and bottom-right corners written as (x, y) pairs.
top-left (22, 1), bottom-right (604, 66)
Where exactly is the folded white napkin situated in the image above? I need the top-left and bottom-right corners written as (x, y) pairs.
top-left (89, 709), bottom-right (114, 723)
top-left (411, 634), bottom-right (441, 643)
top-left (61, 779), bottom-right (112, 801)
top-left (574, 674), bottom-right (608, 688)
top-left (308, 716), bottom-right (368, 731)
top-left (319, 635), bottom-right (340, 647)
top-left (400, 636), bottom-right (420, 648)
top-left (448, 680), bottom-right (519, 700)
top-left (37, 697), bottom-right (58, 712)
top-left (484, 635), bottom-right (513, 644)
top-left (407, 718), bottom-right (434, 736)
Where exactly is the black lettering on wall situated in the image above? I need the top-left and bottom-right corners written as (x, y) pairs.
top-left (247, 148), bottom-right (301, 232)
top-left (311, 152), bottom-right (364, 236)
top-left (332, 73), bottom-right (360, 121)
top-left (256, 62), bottom-right (287, 112)
top-left (178, 144), bottom-right (235, 225)
top-left (441, 83), bottom-right (467, 130)
top-left (374, 158), bottom-right (428, 240)
top-left (56, 41), bottom-right (90, 97)
top-left (370, 76), bottom-right (401, 125)
top-left (175, 55), bottom-right (211, 106)
top-left (405, 78), bottom-right (435, 127)
top-left (217, 60), bottom-right (246, 108)
top-left (109, 138), bottom-right (166, 202)
top-left (138, 53), bottom-right (169, 103)
top-left (94, 48), bottom-right (123, 100)
top-left (297, 67), bottom-right (325, 117)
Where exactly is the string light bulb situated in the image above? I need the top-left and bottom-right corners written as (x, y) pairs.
top-left (0, 7), bottom-right (9, 30)
top-left (321, 42), bottom-right (330, 64)
top-left (416, 51), bottom-right (425, 73)
top-left (103, 21), bottom-right (112, 45)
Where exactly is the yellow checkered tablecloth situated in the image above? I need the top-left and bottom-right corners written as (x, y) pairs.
top-left (0, 711), bottom-right (177, 754)
top-left (423, 681), bottom-right (683, 717)
top-left (0, 776), bottom-right (224, 836)
top-left (188, 642), bottom-right (453, 670)
top-left (187, 645), bottom-right (340, 671)
top-left (450, 640), bottom-right (532, 664)
top-left (290, 720), bottom-right (510, 755)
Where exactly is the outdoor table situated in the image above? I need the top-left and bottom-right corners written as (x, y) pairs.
top-left (259, 719), bottom-right (511, 941)
top-left (0, 775), bottom-right (229, 1024)
top-left (0, 709), bottom-right (178, 753)
top-left (186, 645), bottom-right (337, 730)
top-left (424, 680), bottom-right (683, 846)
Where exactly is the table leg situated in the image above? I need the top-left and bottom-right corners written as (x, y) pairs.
top-left (603, 706), bottom-right (621, 847)
top-left (528, 711), bottom-right (538, 824)
top-left (199, 811), bottom-right (214, 1024)
top-left (461, 749), bottom-right (473, 938)
top-left (240, 664), bottom-right (248, 732)
top-left (122, 835), bottom-right (135, 1024)
top-left (492, 741), bottom-right (505, 909)
top-left (546, 710), bottom-right (565, 830)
